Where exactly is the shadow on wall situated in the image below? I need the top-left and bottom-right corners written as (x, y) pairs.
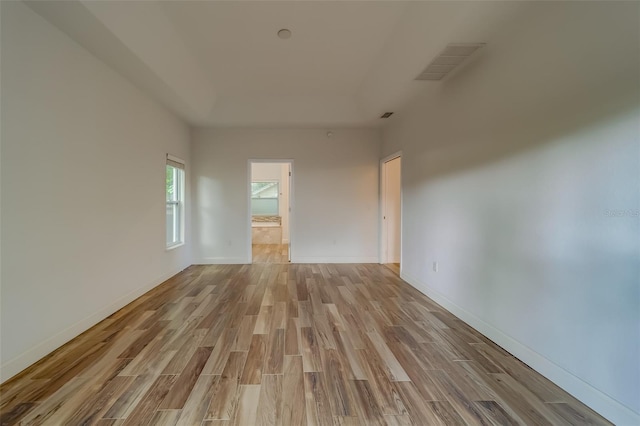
top-left (395, 102), bottom-right (639, 422)
top-left (384, 2), bottom-right (639, 420)
top-left (390, 1), bottom-right (639, 183)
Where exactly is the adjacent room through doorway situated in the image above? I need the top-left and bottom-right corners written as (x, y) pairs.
top-left (250, 161), bottom-right (292, 263)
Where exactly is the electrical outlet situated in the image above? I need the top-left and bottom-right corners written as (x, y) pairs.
top-left (433, 262), bottom-right (438, 272)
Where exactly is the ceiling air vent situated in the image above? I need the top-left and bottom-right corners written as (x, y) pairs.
top-left (380, 112), bottom-right (394, 118)
top-left (416, 43), bottom-right (485, 81)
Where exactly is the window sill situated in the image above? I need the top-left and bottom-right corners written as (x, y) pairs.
top-left (166, 242), bottom-right (185, 251)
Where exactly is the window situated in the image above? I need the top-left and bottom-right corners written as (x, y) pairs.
top-left (166, 155), bottom-right (185, 248)
top-left (251, 181), bottom-right (279, 215)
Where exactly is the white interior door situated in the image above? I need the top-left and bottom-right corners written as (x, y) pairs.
top-left (384, 156), bottom-right (401, 263)
top-left (287, 163), bottom-right (292, 262)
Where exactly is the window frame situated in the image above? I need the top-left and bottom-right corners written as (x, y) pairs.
top-left (251, 180), bottom-right (280, 216)
top-left (166, 155), bottom-right (185, 250)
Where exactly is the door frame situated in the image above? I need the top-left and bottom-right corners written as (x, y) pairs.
top-left (248, 159), bottom-right (294, 263)
top-left (380, 152), bottom-right (402, 265)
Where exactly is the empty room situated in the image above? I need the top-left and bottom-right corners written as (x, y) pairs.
top-left (1, 1), bottom-right (638, 425)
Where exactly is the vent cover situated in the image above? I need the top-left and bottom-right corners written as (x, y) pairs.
top-left (380, 112), bottom-right (394, 119)
top-left (416, 43), bottom-right (485, 81)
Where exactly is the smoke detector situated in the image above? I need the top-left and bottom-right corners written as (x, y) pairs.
top-left (278, 29), bottom-right (292, 39)
top-left (416, 43), bottom-right (485, 81)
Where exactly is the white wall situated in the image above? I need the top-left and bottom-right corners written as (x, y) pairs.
top-left (0, 2), bottom-right (191, 382)
top-left (252, 163), bottom-right (282, 181)
top-left (192, 128), bottom-right (380, 264)
top-left (251, 162), bottom-right (290, 243)
top-left (381, 2), bottom-right (639, 424)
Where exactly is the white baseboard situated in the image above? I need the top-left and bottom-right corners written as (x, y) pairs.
top-left (194, 257), bottom-right (248, 265)
top-left (194, 256), bottom-right (378, 265)
top-left (195, 256), bottom-right (378, 265)
top-left (0, 264), bottom-right (189, 383)
top-left (400, 271), bottom-right (640, 426)
top-left (292, 256), bottom-right (379, 264)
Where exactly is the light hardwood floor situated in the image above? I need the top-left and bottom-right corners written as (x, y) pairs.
top-left (252, 244), bottom-right (289, 264)
top-left (384, 263), bottom-right (400, 275)
top-left (0, 264), bottom-right (610, 425)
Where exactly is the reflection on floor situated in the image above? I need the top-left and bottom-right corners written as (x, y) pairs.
top-left (252, 243), bottom-right (289, 264)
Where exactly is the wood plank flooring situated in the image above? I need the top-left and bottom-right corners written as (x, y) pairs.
top-left (252, 244), bottom-right (289, 264)
top-left (0, 264), bottom-right (611, 425)
top-left (383, 263), bottom-right (400, 275)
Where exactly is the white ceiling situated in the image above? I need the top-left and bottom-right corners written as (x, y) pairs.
top-left (25, 1), bottom-right (546, 128)
top-left (162, 2), bottom-right (407, 98)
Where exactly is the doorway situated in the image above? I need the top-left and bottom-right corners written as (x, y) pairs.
top-left (381, 154), bottom-right (401, 274)
top-left (250, 160), bottom-right (292, 264)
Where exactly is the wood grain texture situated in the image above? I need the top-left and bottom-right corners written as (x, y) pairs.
top-left (205, 351), bottom-right (247, 421)
top-left (252, 244), bottom-right (289, 264)
top-left (0, 264), bottom-right (611, 425)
